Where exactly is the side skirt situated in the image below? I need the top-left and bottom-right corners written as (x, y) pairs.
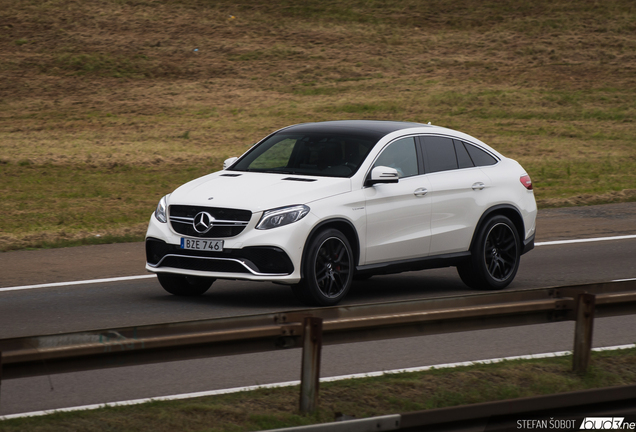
top-left (355, 252), bottom-right (471, 277)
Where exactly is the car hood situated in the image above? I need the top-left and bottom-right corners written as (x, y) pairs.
top-left (168, 171), bottom-right (352, 212)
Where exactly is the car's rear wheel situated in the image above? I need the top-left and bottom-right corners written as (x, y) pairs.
top-left (457, 215), bottom-right (520, 290)
top-left (157, 273), bottom-right (215, 296)
top-left (292, 228), bottom-right (354, 306)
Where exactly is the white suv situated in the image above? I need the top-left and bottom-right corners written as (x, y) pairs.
top-left (146, 121), bottom-right (536, 306)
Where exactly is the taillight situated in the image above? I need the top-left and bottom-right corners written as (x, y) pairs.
top-left (520, 174), bottom-right (533, 190)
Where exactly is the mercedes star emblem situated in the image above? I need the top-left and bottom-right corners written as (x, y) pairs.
top-left (193, 212), bottom-right (215, 233)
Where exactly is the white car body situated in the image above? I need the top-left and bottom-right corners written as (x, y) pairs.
top-left (146, 121), bottom-right (536, 305)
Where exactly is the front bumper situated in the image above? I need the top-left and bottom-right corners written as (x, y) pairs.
top-left (521, 232), bottom-right (535, 255)
top-left (145, 211), bottom-right (313, 284)
top-left (146, 238), bottom-right (294, 276)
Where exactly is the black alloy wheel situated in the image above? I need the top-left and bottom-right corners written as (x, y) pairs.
top-left (484, 222), bottom-right (519, 282)
top-left (315, 237), bottom-right (351, 298)
top-left (457, 215), bottom-right (521, 290)
top-left (157, 273), bottom-right (215, 296)
top-left (292, 228), bottom-right (354, 306)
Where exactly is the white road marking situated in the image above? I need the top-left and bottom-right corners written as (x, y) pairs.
top-left (0, 275), bottom-right (156, 292)
top-left (535, 234), bottom-right (636, 246)
top-left (1, 234), bottom-right (634, 292)
top-left (1, 343), bottom-right (634, 421)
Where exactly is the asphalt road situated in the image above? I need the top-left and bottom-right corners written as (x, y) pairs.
top-left (1, 203), bottom-right (635, 416)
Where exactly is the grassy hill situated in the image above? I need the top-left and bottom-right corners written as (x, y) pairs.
top-left (1, 0), bottom-right (635, 250)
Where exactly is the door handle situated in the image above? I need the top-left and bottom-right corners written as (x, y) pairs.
top-left (414, 187), bottom-right (428, 197)
top-left (472, 182), bottom-right (485, 191)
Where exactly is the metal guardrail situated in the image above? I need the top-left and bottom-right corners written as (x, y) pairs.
top-left (1, 280), bottom-right (636, 413)
top-left (266, 384), bottom-right (636, 432)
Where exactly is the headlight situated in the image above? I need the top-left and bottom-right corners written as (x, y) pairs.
top-left (256, 205), bottom-right (310, 230)
top-left (154, 195), bottom-right (168, 223)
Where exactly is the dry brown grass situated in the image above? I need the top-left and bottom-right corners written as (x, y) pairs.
top-left (1, 0), bottom-right (635, 249)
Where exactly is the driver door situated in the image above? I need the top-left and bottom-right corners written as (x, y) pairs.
top-left (364, 137), bottom-right (432, 264)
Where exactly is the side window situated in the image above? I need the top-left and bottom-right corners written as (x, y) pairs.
top-left (373, 137), bottom-right (419, 178)
top-left (464, 142), bottom-right (498, 166)
top-left (422, 136), bottom-right (457, 173)
top-left (454, 139), bottom-right (474, 169)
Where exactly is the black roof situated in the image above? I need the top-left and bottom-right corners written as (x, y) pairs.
top-left (278, 120), bottom-right (428, 142)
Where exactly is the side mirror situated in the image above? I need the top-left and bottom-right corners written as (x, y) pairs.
top-left (366, 166), bottom-right (400, 186)
top-left (223, 157), bottom-right (239, 170)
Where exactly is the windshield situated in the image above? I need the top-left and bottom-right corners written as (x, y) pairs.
top-left (230, 132), bottom-right (377, 178)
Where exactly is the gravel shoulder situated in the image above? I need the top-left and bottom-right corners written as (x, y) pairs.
top-left (2, 202), bottom-right (636, 289)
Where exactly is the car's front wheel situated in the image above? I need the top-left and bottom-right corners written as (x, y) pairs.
top-left (157, 273), bottom-right (215, 296)
top-left (292, 228), bottom-right (354, 306)
top-left (457, 215), bottom-right (521, 290)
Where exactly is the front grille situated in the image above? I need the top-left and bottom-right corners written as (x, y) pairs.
top-left (146, 238), bottom-right (294, 275)
top-left (169, 205), bottom-right (252, 238)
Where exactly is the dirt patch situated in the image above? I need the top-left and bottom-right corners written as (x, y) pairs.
top-left (0, 224), bottom-right (147, 253)
top-left (537, 189), bottom-right (636, 208)
top-left (536, 201), bottom-right (636, 241)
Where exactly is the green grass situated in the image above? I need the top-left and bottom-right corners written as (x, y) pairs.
top-left (1, 348), bottom-right (634, 431)
top-left (0, 162), bottom-right (222, 251)
top-left (0, 163), bottom-right (208, 234)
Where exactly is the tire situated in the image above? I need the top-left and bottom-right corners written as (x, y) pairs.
top-left (457, 215), bottom-right (521, 290)
top-left (292, 228), bottom-right (354, 306)
top-left (157, 273), bottom-right (215, 296)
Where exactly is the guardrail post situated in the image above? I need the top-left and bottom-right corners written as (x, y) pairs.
top-left (573, 293), bottom-right (596, 374)
top-left (299, 317), bottom-right (323, 414)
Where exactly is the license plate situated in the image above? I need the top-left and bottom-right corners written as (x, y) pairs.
top-left (180, 238), bottom-right (224, 252)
